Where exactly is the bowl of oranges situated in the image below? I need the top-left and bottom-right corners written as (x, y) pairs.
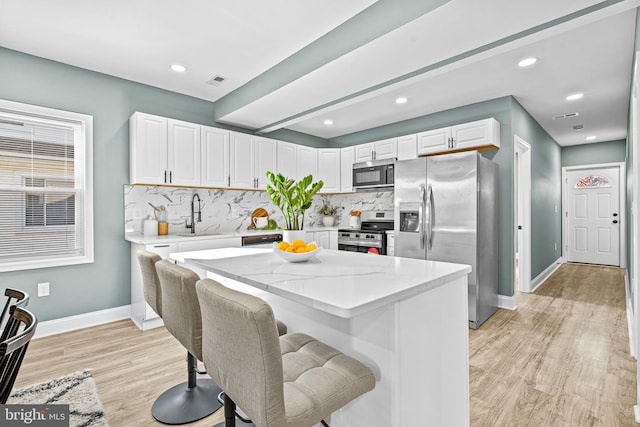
top-left (273, 239), bottom-right (320, 263)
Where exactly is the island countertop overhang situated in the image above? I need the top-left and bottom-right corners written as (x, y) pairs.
top-left (172, 248), bottom-right (471, 318)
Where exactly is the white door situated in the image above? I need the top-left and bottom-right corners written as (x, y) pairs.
top-left (296, 145), bottom-right (318, 182)
top-left (317, 149), bottom-right (341, 193)
top-left (566, 166), bottom-right (620, 266)
top-left (355, 143), bottom-right (374, 162)
top-left (230, 132), bottom-right (255, 189)
top-left (373, 138), bottom-right (397, 159)
top-left (276, 141), bottom-right (297, 179)
top-left (340, 146), bottom-right (355, 192)
top-left (254, 137), bottom-right (277, 189)
top-left (417, 127), bottom-right (451, 155)
top-left (201, 126), bottom-right (229, 187)
top-left (168, 119), bottom-right (201, 186)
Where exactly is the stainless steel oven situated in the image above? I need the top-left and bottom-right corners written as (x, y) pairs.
top-left (337, 211), bottom-right (394, 255)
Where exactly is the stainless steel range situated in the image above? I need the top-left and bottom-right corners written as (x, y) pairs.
top-left (338, 211), bottom-right (394, 255)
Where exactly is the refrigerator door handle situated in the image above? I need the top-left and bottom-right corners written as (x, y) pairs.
top-left (427, 185), bottom-right (434, 250)
top-left (419, 185), bottom-right (426, 250)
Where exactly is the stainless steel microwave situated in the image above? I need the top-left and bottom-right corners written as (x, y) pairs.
top-left (352, 158), bottom-right (395, 189)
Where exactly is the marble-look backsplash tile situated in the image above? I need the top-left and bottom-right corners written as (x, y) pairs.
top-left (124, 185), bottom-right (394, 234)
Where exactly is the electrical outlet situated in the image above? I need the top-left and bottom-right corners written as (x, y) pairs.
top-left (554, 243), bottom-right (558, 251)
top-left (555, 205), bottom-right (558, 213)
top-left (37, 282), bottom-right (50, 297)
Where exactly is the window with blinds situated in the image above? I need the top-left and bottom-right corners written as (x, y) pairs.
top-left (0, 99), bottom-right (93, 272)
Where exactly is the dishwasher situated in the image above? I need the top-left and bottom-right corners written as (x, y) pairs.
top-left (241, 233), bottom-right (283, 248)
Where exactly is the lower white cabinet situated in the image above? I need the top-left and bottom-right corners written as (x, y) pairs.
top-left (130, 237), bottom-right (242, 330)
top-left (305, 230), bottom-right (338, 250)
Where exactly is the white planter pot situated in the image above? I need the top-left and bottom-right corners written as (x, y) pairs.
top-left (283, 229), bottom-right (306, 243)
top-left (322, 216), bottom-right (336, 227)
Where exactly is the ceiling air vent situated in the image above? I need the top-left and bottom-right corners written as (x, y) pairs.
top-left (573, 125), bottom-right (584, 131)
top-left (552, 112), bottom-right (579, 120)
top-left (205, 75), bottom-right (227, 86)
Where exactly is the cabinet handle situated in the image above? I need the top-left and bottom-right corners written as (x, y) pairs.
top-left (164, 170), bottom-right (167, 183)
top-left (169, 171), bottom-right (172, 183)
top-left (228, 176), bottom-right (230, 186)
top-left (153, 244), bottom-right (170, 248)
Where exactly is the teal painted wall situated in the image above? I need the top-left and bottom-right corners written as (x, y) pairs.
top-left (561, 140), bottom-right (627, 167)
top-left (511, 99), bottom-right (562, 281)
top-left (0, 47), bottom-right (319, 322)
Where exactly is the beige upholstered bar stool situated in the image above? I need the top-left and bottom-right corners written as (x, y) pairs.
top-left (153, 260), bottom-right (223, 424)
top-left (136, 250), bottom-right (163, 319)
top-left (196, 278), bottom-right (376, 427)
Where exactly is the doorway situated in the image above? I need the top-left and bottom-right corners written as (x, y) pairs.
top-left (562, 163), bottom-right (625, 267)
top-left (514, 136), bottom-right (532, 293)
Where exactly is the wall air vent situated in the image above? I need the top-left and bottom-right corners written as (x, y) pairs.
top-left (552, 112), bottom-right (579, 120)
top-left (205, 75), bottom-right (227, 86)
top-left (573, 125), bottom-right (584, 131)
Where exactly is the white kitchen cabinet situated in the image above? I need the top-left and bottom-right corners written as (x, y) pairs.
top-left (230, 132), bottom-right (255, 189)
top-left (355, 138), bottom-right (397, 162)
top-left (130, 241), bottom-right (178, 330)
top-left (317, 148), bottom-right (341, 193)
top-left (417, 118), bottom-right (500, 156)
top-left (340, 146), bottom-right (355, 192)
top-left (201, 126), bottom-right (230, 188)
top-left (315, 231), bottom-right (330, 249)
top-left (130, 113), bottom-right (201, 186)
top-left (230, 133), bottom-right (277, 189)
top-left (397, 134), bottom-right (418, 160)
top-left (329, 230), bottom-right (338, 250)
top-left (296, 145), bottom-right (318, 182)
top-left (277, 141), bottom-right (297, 180)
top-left (255, 137), bottom-right (277, 189)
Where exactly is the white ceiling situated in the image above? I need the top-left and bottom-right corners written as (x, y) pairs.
top-left (1, 0), bottom-right (638, 146)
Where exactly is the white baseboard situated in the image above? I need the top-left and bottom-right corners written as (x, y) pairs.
top-left (635, 405), bottom-right (640, 423)
top-left (530, 257), bottom-right (563, 293)
top-left (497, 294), bottom-right (517, 310)
top-left (34, 305), bottom-right (131, 339)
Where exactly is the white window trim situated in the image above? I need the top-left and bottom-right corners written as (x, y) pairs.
top-left (0, 99), bottom-right (93, 272)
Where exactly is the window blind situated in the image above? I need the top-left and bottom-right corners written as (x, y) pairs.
top-left (0, 102), bottom-right (92, 271)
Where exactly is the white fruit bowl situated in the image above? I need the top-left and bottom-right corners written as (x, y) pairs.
top-left (273, 241), bottom-right (321, 263)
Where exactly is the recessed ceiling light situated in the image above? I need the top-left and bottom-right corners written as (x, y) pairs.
top-left (171, 64), bottom-right (187, 73)
top-left (586, 135), bottom-right (597, 141)
top-left (324, 119), bottom-right (333, 126)
top-left (518, 57), bottom-right (537, 67)
top-left (396, 97), bottom-right (408, 104)
top-left (566, 93), bottom-right (584, 101)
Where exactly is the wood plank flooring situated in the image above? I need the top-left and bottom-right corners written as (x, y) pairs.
top-left (12, 263), bottom-right (636, 426)
top-left (470, 263), bottom-right (636, 426)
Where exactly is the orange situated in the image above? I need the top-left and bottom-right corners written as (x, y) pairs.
top-left (296, 247), bottom-right (308, 253)
top-left (276, 241), bottom-right (289, 250)
top-left (305, 243), bottom-right (317, 251)
top-left (291, 239), bottom-right (305, 249)
top-left (285, 246), bottom-right (296, 252)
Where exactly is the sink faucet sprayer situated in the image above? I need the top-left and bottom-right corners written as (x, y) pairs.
top-left (186, 193), bottom-right (202, 234)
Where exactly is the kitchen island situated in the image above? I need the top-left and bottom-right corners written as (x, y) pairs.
top-left (172, 248), bottom-right (471, 427)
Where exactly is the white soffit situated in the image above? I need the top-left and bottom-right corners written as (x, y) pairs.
top-left (216, 0), bottom-right (605, 131)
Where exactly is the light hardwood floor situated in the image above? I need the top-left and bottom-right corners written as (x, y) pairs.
top-left (470, 263), bottom-right (636, 426)
top-left (13, 263), bottom-right (636, 426)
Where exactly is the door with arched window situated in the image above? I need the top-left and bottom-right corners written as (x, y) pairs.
top-left (566, 165), bottom-right (621, 266)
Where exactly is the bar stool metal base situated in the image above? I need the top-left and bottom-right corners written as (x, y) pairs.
top-left (152, 378), bottom-right (222, 425)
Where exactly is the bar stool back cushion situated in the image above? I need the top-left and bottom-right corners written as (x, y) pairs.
top-left (156, 260), bottom-right (203, 360)
top-left (196, 278), bottom-right (375, 427)
top-left (136, 250), bottom-right (163, 318)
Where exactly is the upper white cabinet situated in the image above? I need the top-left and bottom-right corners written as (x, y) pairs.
top-left (317, 149), bottom-right (341, 193)
top-left (340, 146), bottom-right (355, 192)
top-left (296, 145), bottom-right (318, 182)
top-left (397, 134), bottom-right (417, 160)
top-left (276, 141), bottom-right (297, 180)
top-left (355, 138), bottom-right (397, 162)
top-left (230, 133), bottom-right (277, 189)
top-left (417, 118), bottom-right (500, 156)
top-left (130, 112), bottom-right (200, 186)
top-left (254, 137), bottom-right (277, 189)
top-left (201, 126), bottom-right (229, 188)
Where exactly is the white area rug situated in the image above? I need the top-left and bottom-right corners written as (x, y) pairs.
top-left (9, 369), bottom-right (109, 427)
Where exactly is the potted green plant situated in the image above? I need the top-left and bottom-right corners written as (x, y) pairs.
top-left (318, 203), bottom-right (340, 226)
top-left (265, 171), bottom-right (324, 241)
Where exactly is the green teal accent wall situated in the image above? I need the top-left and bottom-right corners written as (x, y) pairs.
top-left (263, 128), bottom-right (328, 148)
top-left (561, 140), bottom-right (627, 167)
top-left (511, 99), bottom-right (562, 283)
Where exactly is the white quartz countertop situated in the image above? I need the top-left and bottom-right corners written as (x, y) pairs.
top-left (125, 226), bottom-right (340, 244)
top-left (171, 248), bottom-right (471, 318)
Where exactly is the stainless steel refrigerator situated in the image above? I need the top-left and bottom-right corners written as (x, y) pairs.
top-left (394, 151), bottom-right (498, 329)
